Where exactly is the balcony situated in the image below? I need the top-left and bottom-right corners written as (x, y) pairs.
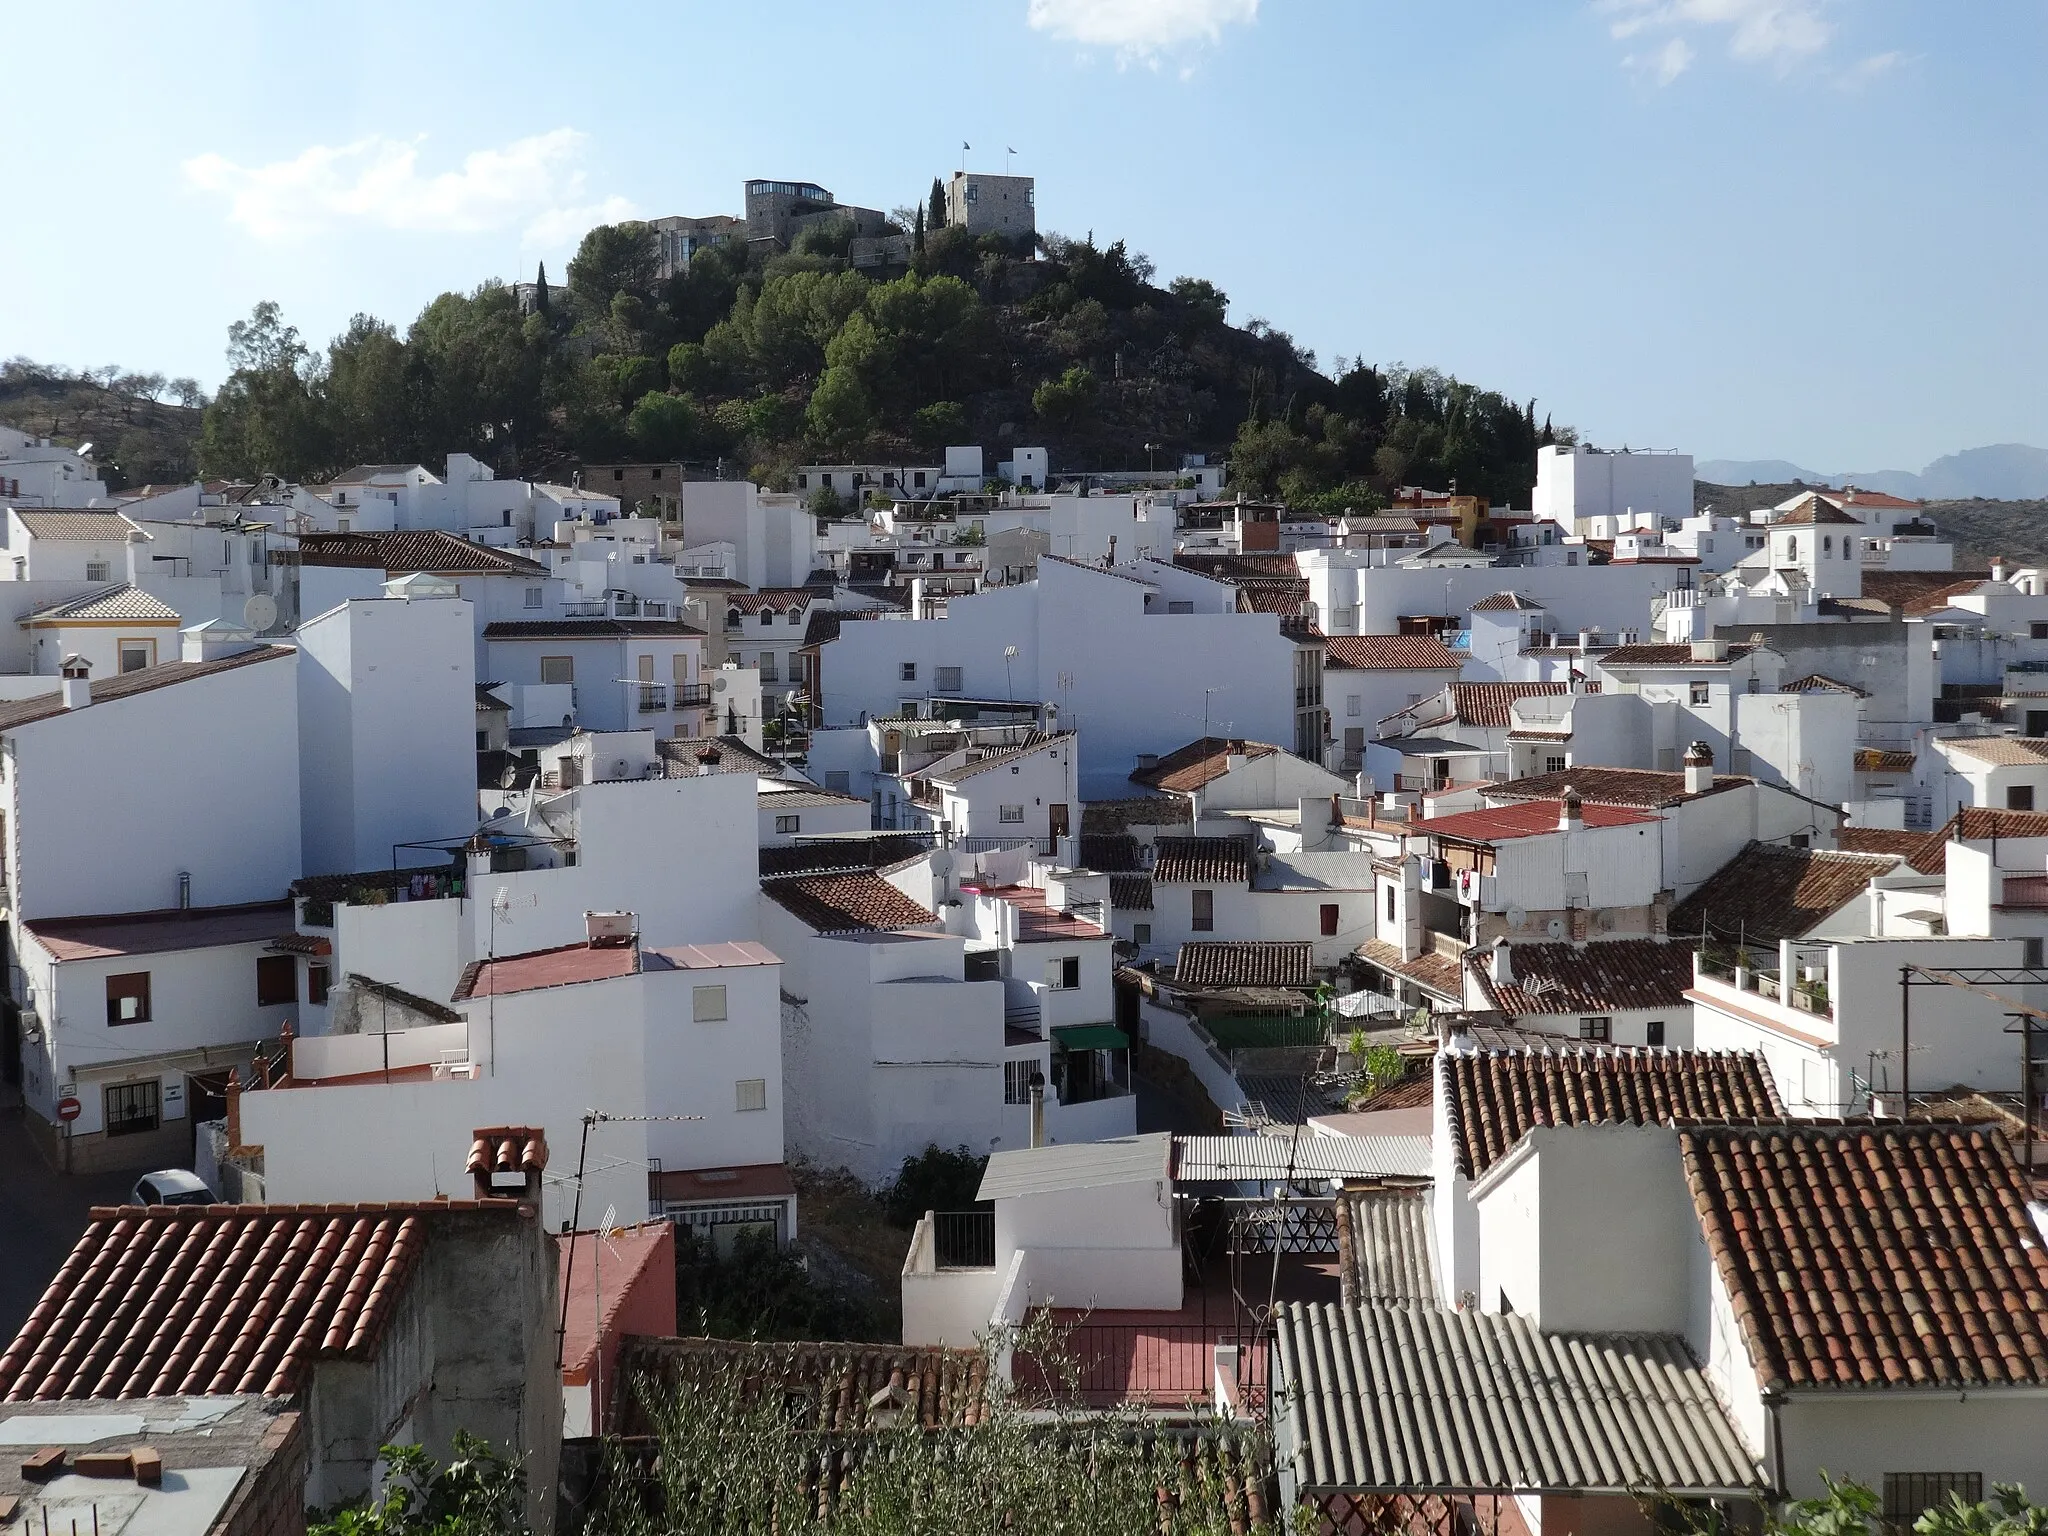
top-left (672, 682), bottom-right (713, 708)
top-left (1694, 944), bottom-right (1834, 1021)
top-left (636, 685), bottom-right (669, 713)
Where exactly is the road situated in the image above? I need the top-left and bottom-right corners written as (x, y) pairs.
top-left (0, 1109), bottom-right (133, 1341)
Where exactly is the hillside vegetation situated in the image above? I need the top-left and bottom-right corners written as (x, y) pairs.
top-left (0, 359), bottom-right (204, 491)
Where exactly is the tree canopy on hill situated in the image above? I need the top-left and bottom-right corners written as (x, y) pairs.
top-left (0, 357), bottom-right (205, 490)
top-left (23, 202), bottom-right (1570, 508)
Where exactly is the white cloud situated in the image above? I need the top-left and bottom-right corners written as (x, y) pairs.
top-left (1838, 48), bottom-right (1905, 87)
top-left (1026, 0), bottom-right (1258, 67)
top-left (1600, 0), bottom-right (1835, 81)
top-left (182, 129), bottom-right (637, 245)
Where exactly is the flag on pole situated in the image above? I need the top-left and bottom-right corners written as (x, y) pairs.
top-left (962, 141), bottom-right (971, 151)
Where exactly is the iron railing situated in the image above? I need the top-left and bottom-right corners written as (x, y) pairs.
top-left (930, 1209), bottom-right (995, 1269)
top-left (1015, 1324), bottom-right (1268, 1408)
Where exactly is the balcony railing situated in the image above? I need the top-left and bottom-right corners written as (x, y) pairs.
top-left (931, 1209), bottom-right (995, 1269)
top-left (637, 685), bottom-right (668, 712)
top-left (672, 682), bottom-right (712, 708)
top-left (1697, 950), bottom-right (1833, 1017)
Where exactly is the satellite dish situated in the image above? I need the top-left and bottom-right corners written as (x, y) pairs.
top-left (1505, 905), bottom-right (1528, 929)
top-left (242, 593), bottom-right (278, 632)
top-left (1545, 917), bottom-right (1567, 939)
top-left (712, 676), bottom-right (728, 693)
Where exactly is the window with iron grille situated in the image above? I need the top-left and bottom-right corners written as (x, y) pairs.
top-left (86, 561), bottom-right (110, 583)
top-left (105, 1079), bottom-right (160, 1137)
top-left (999, 805), bottom-right (1024, 823)
top-left (1885, 1474), bottom-right (1982, 1525)
top-left (1545, 755), bottom-right (1567, 774)
top-left (935, 666), bottom-right (963, 693)
top-left (1004, 1060), bottom-right (1037, 1105)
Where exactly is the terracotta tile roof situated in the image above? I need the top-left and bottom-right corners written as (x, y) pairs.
top-left (0, 1203), bottom-right (524, 1400)
top-left (1175, 940), bottom-right (1315, 989)
top-left (1860, 569), bottom-right (1993, 611)
top-left (1442, 1047), bottom-right (1783, 1178)
top-left (1415, 799), bottom-right (1659, 843)
top-left (1942, 735), bottom-right (2048, 766)
top-left (298, 529), bottom-right (551, 576)
top-left (618, 1337), bottom-right (989, 1433)
top-left (1597, 643), bottom-right (1759, 668)
top-left (1109, 874), bottom-right (1154, 911)
top-left (1130, 737), bottom-right (1282, 793)
top-left (969, 883), bottom-right (1107, 941)
top-left (1234, 579), bottom-right (1310, 615)
top-left (13, 511), bottom-right (142, 541)
top-left (25, 901), bottom-right (295, 962)
top-left (667, 734), bottom-right (784, 778)
top-left (1669, 841), bottom-right (1898, 945)
top-left (1470, 591), bottom-right (1547, 612)
top-left (482, 618), bottom-right (704, 639)
top-left (1903, 579), bottom-right (1996, 616)
top-left (1082, 796), bottom-right (1192, 832)
top-left (1079, 833), bottom-right (1140, 871)
top-left (1944, 806), bottom-right (2048, 842)
top-left (467, 1125), bottom-right (549, 1182)
top-left (762, 871), bottom-right (938, 933)
top-left (1473, 939), bottom-right (1697, 1017)
top-left (1453, 681), bottom-right (1567, 727)
top-left (21, 583), bottom-right (179, 624)
top-left (1835, 827), bottom-right (1946, 870)
top-left (1681, 1122), bottom-right (2048, 1390)
top-left (1357, 939), bottom-right (1465, 1001)
top-left (1770, 496), bottom-right (1863, 526)
top-left (1799, 487), bottom-right (1924, 511)
top-left (1151, 836), bottom-right (1254, 884)
top-left (929, 731), bottom-right (1072, 781)
top-left (757, 836), bottom-right (930, 878)
top-left (1854, 747), bottom-right (1917, 773)
top-left (453, 940), bottom-right (642, 1000)
top-left (0, 645), bottom-right (293, 733)
top-left (723, 588), bottom-right (816, 615)
top-left (1324, 635), bottom-right (1463, 671)
top-left (1172, 553), bottom-right (1303, 580)
top-left (1781, 672), bottom-right (1869, 697)
top-left (1491, 767), bottom-right (1751, 808)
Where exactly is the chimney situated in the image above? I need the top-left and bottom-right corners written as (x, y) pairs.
top-left (59, 654), bottom-right (91, 709)
top-left (584, 910), bottom-right (637, 949)
top-left (1993, 555), bottom-right (2008, 583)
top-left (1489, 944), bottom-right (1514, 986)
top-left (1683, 741), bottom-right (1714, 794)
top-left (1578, 628), bottom-right (1595, 651)
top-left (1225, 744), bottom-right (1249, 774)
top-left (1028, 1074), bottom-right (1046, 1148)
top-left (1558, 785), bottom-right (1583, 832)
top-left (1690, 637), bottom-right (1727, 663)
top-left (468, 1125), bottom-right (548, 1201)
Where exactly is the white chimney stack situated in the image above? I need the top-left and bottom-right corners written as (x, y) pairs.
top-left (1683, 741), bottom-right (1714, 794)
top-left (1028, 1074), bottom-right (1046, 1148)
top-left (1690, 637), bottom-right (1727, 663)
top-left (59, 654), bottom-right (91, 709)
top-left (1489, 944), bottom-right (1514, 986)
top-left (1558, 785), bottom-right (1583, 832)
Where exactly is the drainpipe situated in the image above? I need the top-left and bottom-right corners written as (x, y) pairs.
top-left (1028, 1075), bottom-right (1045, 1148)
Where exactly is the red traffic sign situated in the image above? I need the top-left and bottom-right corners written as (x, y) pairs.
top-left (55, 1096), bottom-right (81, 1123)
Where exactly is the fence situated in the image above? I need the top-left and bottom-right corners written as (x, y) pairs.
top-left (1014, 1323), bottom-right (1268, 1408)
top-left (930, 1209), bottom-right (995, 1269)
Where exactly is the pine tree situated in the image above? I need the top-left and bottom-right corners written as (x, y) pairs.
top-left (534, 261), bottom-right (552, 318)
top-left (927, 177), bottom-right (946, 233)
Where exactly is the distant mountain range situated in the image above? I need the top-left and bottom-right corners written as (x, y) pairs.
top-left (1695, 444), bottom-right (2048, 501)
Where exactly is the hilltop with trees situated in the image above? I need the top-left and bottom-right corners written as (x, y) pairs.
top-left (15, 207), bottom-right (1573, 510)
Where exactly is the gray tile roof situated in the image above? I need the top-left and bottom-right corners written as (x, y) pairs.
top-left (976, 1132), bottom-right (1172, 1201)
top-left (1335, 1189), bottom-right (1437, 1306)
top-left (1272, 1303), bottom-right (1764, 1496)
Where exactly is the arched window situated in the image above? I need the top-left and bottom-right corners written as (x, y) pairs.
top-left (1823, 535), bottom-right (1833, 555)
top-left (760, 609), bottom-right (778, 625)
top-left (1787, 536), bottom-right (1798, 561)
top-left (725, 607), bottom-right (742, 628)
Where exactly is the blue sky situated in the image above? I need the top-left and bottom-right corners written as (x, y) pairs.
top-left (4, 1), bottom-right (2042, 471)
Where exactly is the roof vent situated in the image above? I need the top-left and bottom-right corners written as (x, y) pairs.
top-left (1558, 786), bottom-right (1583, 832)
top-left (468, 1125), bottom-right (548, 1200)
top-left (59, 654), bottom-right (91, 709)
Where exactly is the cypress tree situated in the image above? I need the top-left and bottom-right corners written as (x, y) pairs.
top-left (913, 204), bottom-right (926, 253)
top-left (927, 176), bottom-right (946, 232)
top-left (534, 261), bottom-right (552, 318)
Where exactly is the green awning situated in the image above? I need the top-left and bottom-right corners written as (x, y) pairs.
top-left (1053, 1025), bottom-right (1130, 1052)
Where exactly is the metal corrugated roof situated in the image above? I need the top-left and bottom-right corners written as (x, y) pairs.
top-left (1337, 1190), bottom-right (1437, 1306)
top-left (976, 1132), bottom-right (1173, 1201)
top-left (1173, 1133), bottom-right (1429, 1182)
top-left (1272, 1303), bottom-right (1764, 1496)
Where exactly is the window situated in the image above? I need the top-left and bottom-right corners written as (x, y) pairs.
top-left (1787, 536), bottom-right (1798, 560)
top-left (1345, 695), bottom-right (1361, 717)
top-left (1545, 755), bottom-right (1567, 775)
top-left (1045, 956), bottom-right (1080, 990)
top-left (1885, 1476), bottom-right (1982, 1526)
top-left (613, 468), bottom-right (625, 481)
top-left (1192, 890), bottom-right (1215, 932)
top-left (775, 814), bottom-right (801, 834)
top-left (759, 609), bottom-right (778, 625)
top-left (2026, 938), bottom-right (2045, 970)
top-left (1004, 1059), bottom-right (1041, 1105)
top-left (999, 805), bottom-right (1025, 823)
top-left (118, 641), bottom-right (154, 673)
top-left (539, 656), bottom-right (574, 685)
top-left (106, 972), bottom-right (151, 1025)
top-left (1133, 923), bottom-right (1152, 945)
top-left (308, 963), bottom-right (331, 1006)
top-left (735, 1078), bottom-right (768, 1112)
top-left (693, 984), bottom-right (728, 1022)
top-left (1823, 535), bottom-right (1834, 555)
top-left (824, 771), bottom-right (851, 793)
top-left (1166, 600), bottom-right (1195, 614)
top-left (2010, 785), bottom-right (2036, 812)
top-left (759, 656), bottom-right (779, 683)
top-left (900, 662), bottom-right (917, 681)
top-left (1689, 681), bottom-right (1711, 705)
top-left (1579, 1016), bottom-right (1612, 1042)
top-left (336, 519), bottom-right (351, 533)
top-left (256, 955), bottom-right (295, 1007)
top-left (85, 561), bottom-right (110, 583)
top-left (104, 1079), bottom-right (160, 1137)
top-left (2032, 622), bottom-right (2048, 641)
top-left (1645, 1019), bottom-right (1666, 1047)
top-left (1320, 903), bottom-right (1340, 937)
top-left (1385, 887), bottom-right (1397, 923)
top-left (524, 586), bottom-right (543, 609)
top-left (935, 666), bottom-right (963, 693)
